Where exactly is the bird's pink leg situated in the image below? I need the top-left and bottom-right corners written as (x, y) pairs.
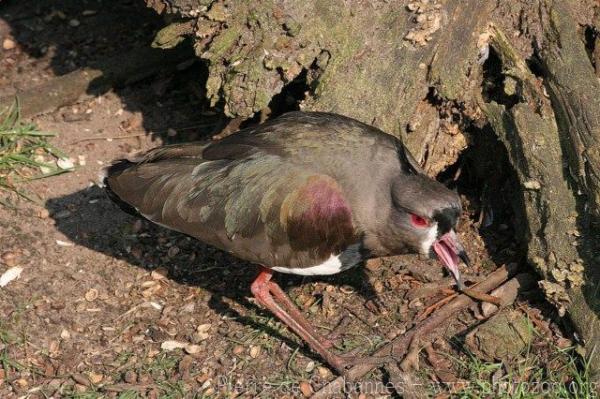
top-left (250, 267), bottom-right (392, 374)
top-left (265, 278), bottom-right (335, 349)
top-left (250, 267), bottom-right (345, 372)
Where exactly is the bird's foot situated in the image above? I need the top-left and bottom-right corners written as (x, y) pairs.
top-left (328, 353), bottom-right (395, 376)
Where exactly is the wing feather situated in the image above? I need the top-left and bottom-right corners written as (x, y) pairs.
top-left (106, 143), bottom-right (357, 267)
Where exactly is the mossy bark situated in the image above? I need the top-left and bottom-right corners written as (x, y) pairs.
top-left (146, 0), bottom-right (600, 377)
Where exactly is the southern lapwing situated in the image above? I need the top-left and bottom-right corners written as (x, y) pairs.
top-left (104, 111), bottom-right (469, 373)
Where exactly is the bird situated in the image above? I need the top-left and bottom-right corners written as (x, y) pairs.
top-left (103, 111), bottom-right (469, 373)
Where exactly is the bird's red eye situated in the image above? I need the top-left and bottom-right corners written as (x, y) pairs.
top-left (410, 214), bottom-right (429, 228)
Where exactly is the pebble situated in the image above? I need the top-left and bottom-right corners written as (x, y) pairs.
top-left (2, 38), bottom-right (16, 50)
top-left (69, 19), bottom-right (81, 27)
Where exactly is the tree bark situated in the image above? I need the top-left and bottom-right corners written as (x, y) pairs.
top-left (145, 0), bottom-right (600, 378)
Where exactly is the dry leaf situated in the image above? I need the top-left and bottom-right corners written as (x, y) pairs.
top-left (185, 344), bottom-right (201, 354)
top-left (196, 323), bottom-right (211, 333)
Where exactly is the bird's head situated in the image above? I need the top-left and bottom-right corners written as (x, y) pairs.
top-left (387, 175), bottom-right (470, 289)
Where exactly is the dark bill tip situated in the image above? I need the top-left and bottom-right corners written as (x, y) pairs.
top-left (458, 250), bottom-right (470, 267)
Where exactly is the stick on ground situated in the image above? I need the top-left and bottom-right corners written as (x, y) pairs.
top-left (311, 263), bottom-right (518, 398)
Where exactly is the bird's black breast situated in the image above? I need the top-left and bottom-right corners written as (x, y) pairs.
top-left (338, 241), bottom-right (371, 271)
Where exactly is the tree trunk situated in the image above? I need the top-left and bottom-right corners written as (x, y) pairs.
top-left (144, 0), bottom-right (600, 377)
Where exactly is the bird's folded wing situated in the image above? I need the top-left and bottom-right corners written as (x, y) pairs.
top-left (107, 143), bottom-right (356, 266)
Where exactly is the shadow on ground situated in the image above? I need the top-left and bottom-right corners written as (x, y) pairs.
top-left (45, 184), bottom-right (380, 358)
top-left (1, 0), bottom-right (230, 141)
top-left (3, 0), bottom-right (383, 356)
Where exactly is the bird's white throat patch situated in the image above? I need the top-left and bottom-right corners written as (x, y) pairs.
top-left (272, 254), bottom-right (342, 276)
top-left (420, 223), bottom-right (438, 255)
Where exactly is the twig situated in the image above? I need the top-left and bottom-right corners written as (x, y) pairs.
top-left (460, 287), bottom-right (502, 305)
top-left (100, 383), bottom-right (157, 393)
top-left (311, 263), bottom-right (517, 399)
top-left (385, 361), bottom-right (428, 399)
top-left (399, 335), bottom-right (421, 371)
top-left (417, 293), bottom-right (457, 321)
top-left (69, 133), bottom-right (147, 145)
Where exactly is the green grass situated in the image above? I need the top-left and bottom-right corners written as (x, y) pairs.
top-left (142, 352), bottom-right (180, 376)
top-left (448, 345), bottom-right (595, 398)
top-left (0, 102), bottom-right (70, 204)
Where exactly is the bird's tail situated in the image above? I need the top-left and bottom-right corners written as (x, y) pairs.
top-left (100, 157), bottom-right (143, 217)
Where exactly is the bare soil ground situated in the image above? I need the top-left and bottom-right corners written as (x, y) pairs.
top-left (0, 1), bottom-right (587, 398)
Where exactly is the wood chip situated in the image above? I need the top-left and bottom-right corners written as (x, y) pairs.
top-left (72, 373), bottom-right (90, 387)
top-left (299, 381), bottom-right (313, 397)
top-left (161, 340), bottom-right (187, 351)
top-left (150, 268), bottom-right (168, 280)
top-left (317, 366), bottom-right (330, 379)
top-left (185, 344), bottom-right (201, 354)
top-left (57, 158), bottom-right (75, 170)
top-left (249, 345), bottom-right (260, 358)
top-left (305, 361), bottom-right (315, 373)
top-left (232, 345), bottom-right (244, 355)
top-left (481, 273), bottom-right (536, 317)
top-left (0, 266), bottom-right (23, 287)
top-left (88, 372), bottom-right (103, 384)
top-left (2, 38), bottom-right (15, 50)
top-left (460, 287), bottom-right (502, 305)
top-left (0, 251), bottom-right (18, 267)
